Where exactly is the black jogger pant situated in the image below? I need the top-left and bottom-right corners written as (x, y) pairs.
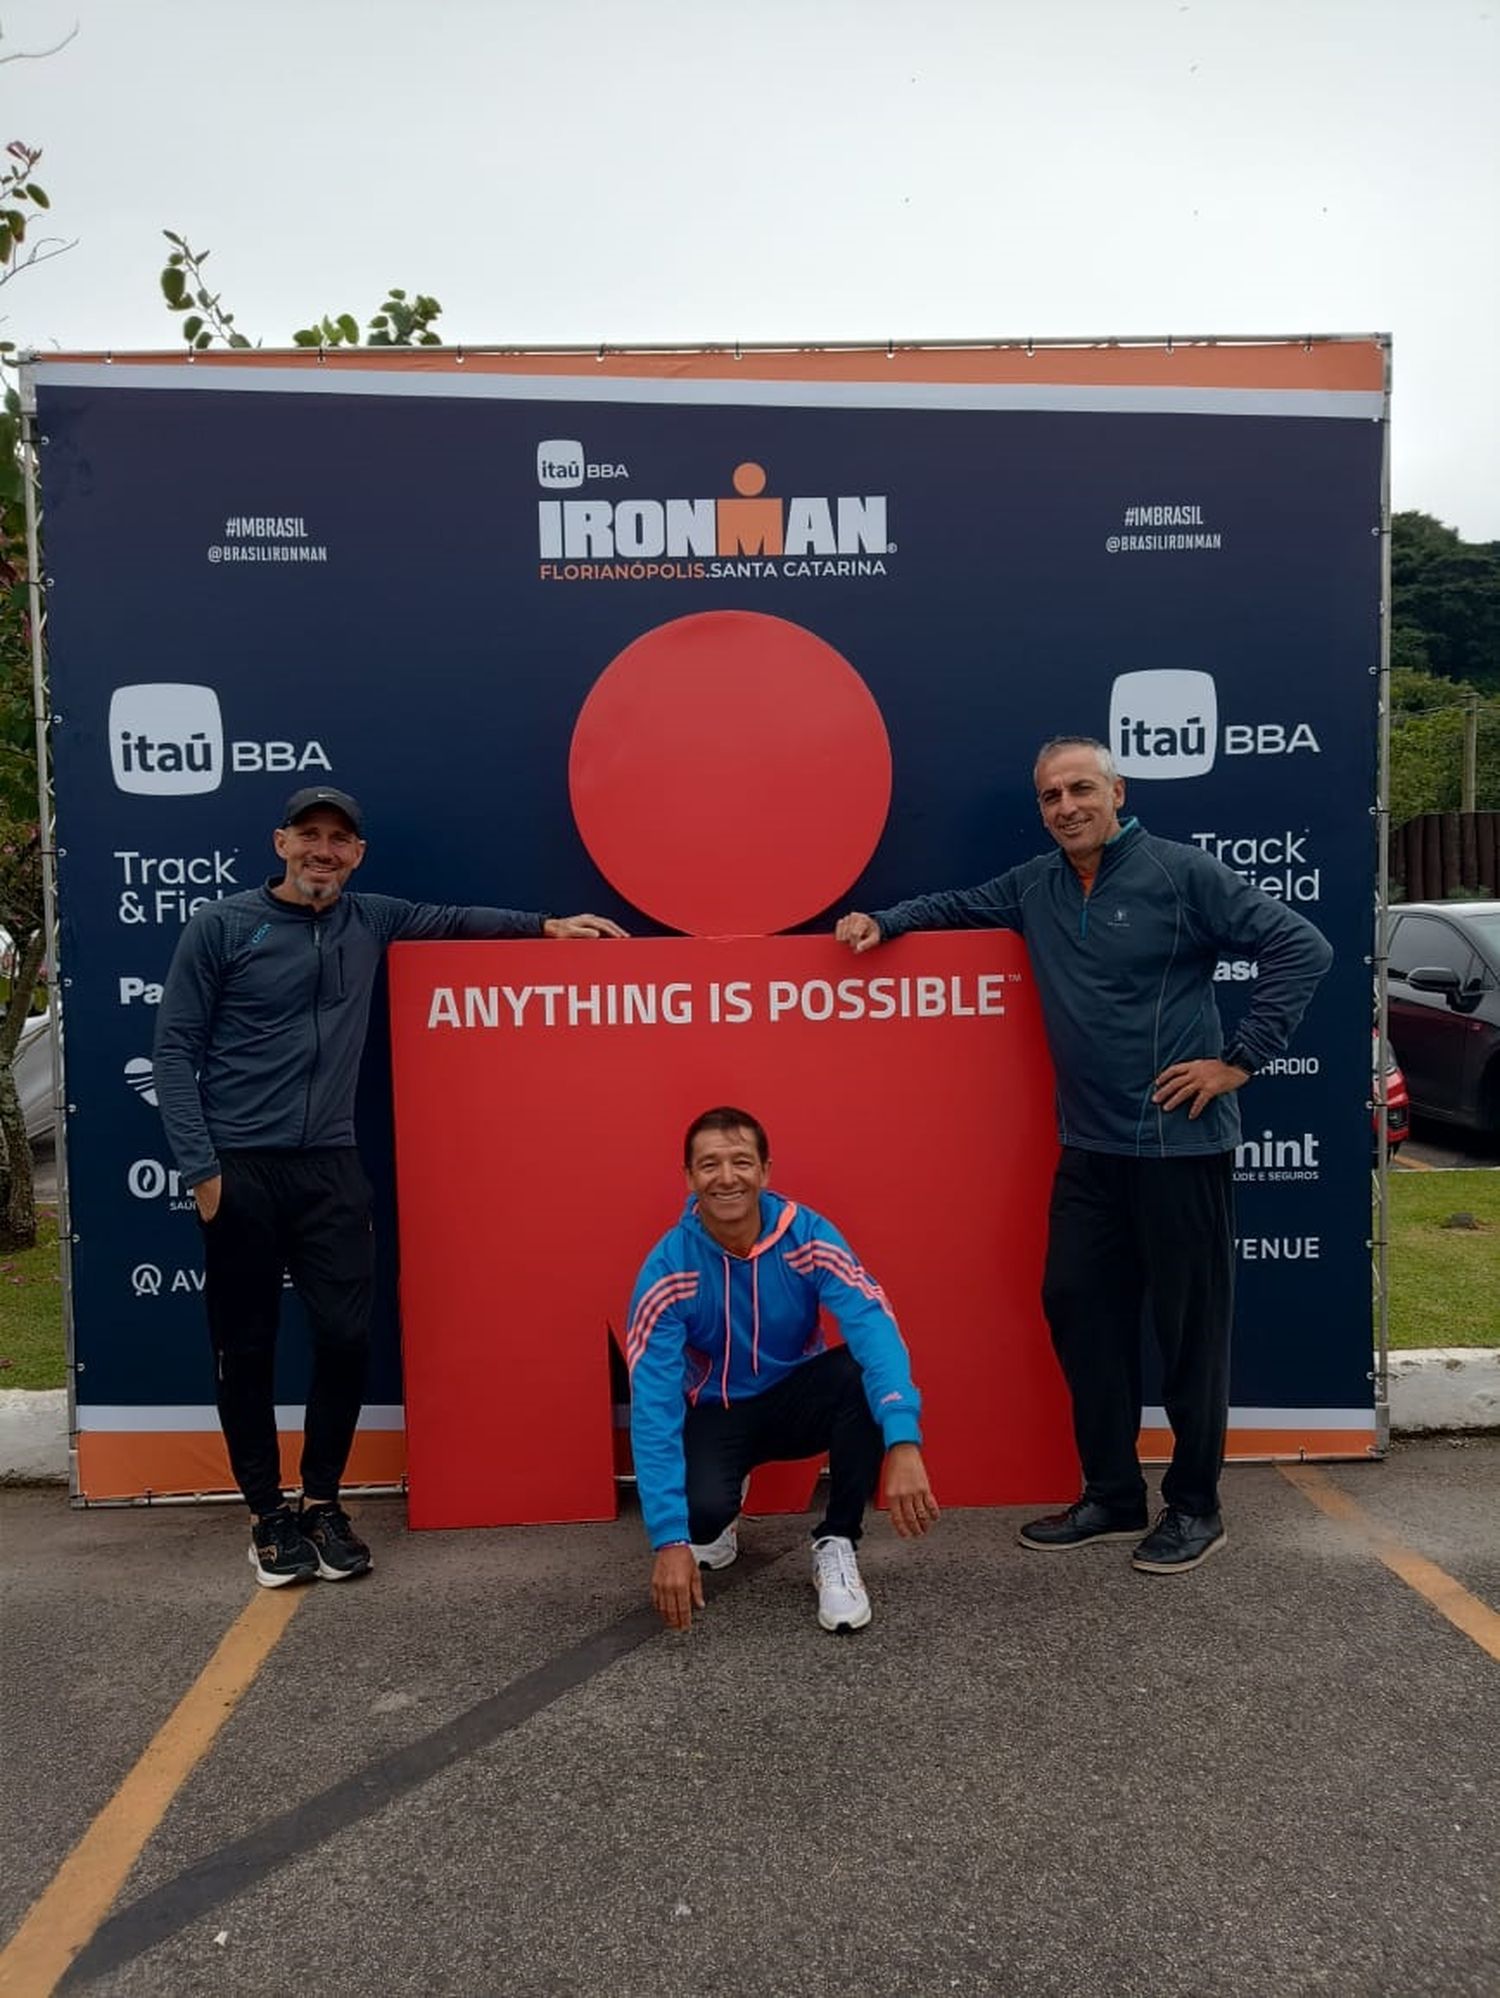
top-left (1041, 1146), bottom-right (1234, 1519)
top-left (682, 1346), bottom-right (885, 1546)
top-left (200, 1148), bottom-right (375, 1516)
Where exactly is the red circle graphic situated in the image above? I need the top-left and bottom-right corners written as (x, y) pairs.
top-left (568, 610), bottom-right (892, 936)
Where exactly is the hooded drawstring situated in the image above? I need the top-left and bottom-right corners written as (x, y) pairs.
top-left (720, 1256), bottom-right (732, 1406)
top-left (719, 1250), bottom-right (764, 1405)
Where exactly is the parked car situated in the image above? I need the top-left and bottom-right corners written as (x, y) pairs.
top-left (1377, 1035), bottom-right (1409, 1155)
top-left (13, 997), bottom-right (58, 1145)
top-left (1386, 900), bottom-right (1500, 1137)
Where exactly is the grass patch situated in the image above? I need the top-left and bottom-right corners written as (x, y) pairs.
top-left (1388, 1170), bottom-right (1500, 1349)
top-left (0, 1178), bottom-right (1491, 1398)
top-left (0, 1205), bottom-right (67, 1389)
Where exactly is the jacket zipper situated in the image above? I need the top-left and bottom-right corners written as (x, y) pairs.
top-left (301, 921), bottom-right (324, 1146)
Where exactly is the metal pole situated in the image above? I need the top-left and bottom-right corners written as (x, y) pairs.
top-left (1372, 340), bottom-right (1393, 1451)
top-left (1461, 692), bottom-right (1478, 815)
top-left (18, 364), bottom-right (78, 1494)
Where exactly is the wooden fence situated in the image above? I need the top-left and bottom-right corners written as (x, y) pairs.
top-left (1390, 811), bottom-right (1500, 902)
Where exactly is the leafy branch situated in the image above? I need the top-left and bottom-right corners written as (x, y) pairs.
top-left (159, 233), bottom-right (443, 351)
top-left (294, 287), bottom-right (443, 349)
top-left (159, 232), bottom-right (251, 350)
top-left (0, 142), bottom-right (75, 305)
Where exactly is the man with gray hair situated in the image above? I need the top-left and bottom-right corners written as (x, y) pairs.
top-left (836, 736), bottom-right (1330, 1574)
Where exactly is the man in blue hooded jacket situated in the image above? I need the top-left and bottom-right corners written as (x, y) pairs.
top-left (154, 785), bottom-right (626, 1589)
top-left (837, 737), bottom-right (1331, 1575)
top-left (628, 1105), bottom-right (940, 1634)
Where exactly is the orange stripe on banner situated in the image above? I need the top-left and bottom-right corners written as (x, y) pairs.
top-left (43, 341), bottom-right (1387, 391)
top-left (75, 1429), bottom-right (406, 1502)
top-left (1139, 1425), bottom-right (1379, 1461)
top-left (1281, 1464), bottom-right (1500, 1661)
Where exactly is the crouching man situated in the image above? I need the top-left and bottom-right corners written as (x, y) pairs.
top-left (627, 1106), bottom-right (939, 1635)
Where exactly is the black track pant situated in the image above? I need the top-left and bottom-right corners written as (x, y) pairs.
top-left (683, 1346), bottom-right (885, 1546)
top-left (200, 1149), bottom-right (374, 1516)
top-left (1041, 1146), bottom-right (1234, 1519)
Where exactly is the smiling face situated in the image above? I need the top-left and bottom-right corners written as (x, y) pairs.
top-left (1035, 744), bottom-right (1126, 879)
top-left (271, 808), bottom-right (366, 907)
top-left (686, 1124), bottom-right (771, 1252)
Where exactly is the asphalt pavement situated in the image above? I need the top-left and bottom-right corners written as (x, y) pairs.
top-left (2, 1441), bottom-right (1497, 1998)
top-left (1397, 1122), bottom-right (1500, 1171)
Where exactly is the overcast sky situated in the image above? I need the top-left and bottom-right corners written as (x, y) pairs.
top-left (5, 0), bottom-right (1497, 536)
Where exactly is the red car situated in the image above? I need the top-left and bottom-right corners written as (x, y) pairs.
top-left (1376, 1034), bottom-right (1410, 1155)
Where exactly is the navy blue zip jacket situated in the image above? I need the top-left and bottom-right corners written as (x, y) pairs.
top-left (871, 819), bottom-right (1332, 1158)
top-left (153, 881), bottom-right (542, 1188)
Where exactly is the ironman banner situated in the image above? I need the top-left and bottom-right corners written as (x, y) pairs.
top-left (30, 337), bottom-right (1386, 1505)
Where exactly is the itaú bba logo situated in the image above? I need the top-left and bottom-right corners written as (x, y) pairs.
top-left (1110, 670), bottom-right (1218, 779)
top-left (538, 460), bottom-right (889, 562)
top-left (108, 683), bottom-right (333, 796)
top-left (1109, 669), bottom-right (1322, 780)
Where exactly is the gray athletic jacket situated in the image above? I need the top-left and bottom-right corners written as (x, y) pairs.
top-left (153, 882), bottom-right (543, 1188)
top-left (871, 818), bottom-right (1332, 1157)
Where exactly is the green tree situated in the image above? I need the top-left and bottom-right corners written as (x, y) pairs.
top-left (1388, 665), bottom-right (1500, 824)
top-left (0, 136), bottom-right (57, 1250)
top-left (1390, 510), bottom-right (1500, 693)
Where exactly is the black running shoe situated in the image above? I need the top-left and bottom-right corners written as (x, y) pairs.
top-left (300, 1501), bottom-right (373, 1581)
top-left (248, 1508), bottom-right (320, 1589)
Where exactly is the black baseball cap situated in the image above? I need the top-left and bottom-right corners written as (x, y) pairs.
top-left (281, 786), bottom-right (365, 835)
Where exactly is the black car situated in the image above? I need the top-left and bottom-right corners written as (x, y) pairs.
top-left (1386, 900), bottom-right (1500, 1137)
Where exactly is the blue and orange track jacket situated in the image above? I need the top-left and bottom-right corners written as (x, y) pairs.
top-left (627, 1191), bottom-right (923, 1550)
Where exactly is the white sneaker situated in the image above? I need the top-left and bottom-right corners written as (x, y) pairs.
top-left (690, 1521), bottom-right (739, 1570)
top-left (812, 1535), bottom-right (871, 1633)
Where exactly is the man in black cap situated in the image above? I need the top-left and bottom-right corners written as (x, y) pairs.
top-left (153, 787), bottom-right (626, 1587)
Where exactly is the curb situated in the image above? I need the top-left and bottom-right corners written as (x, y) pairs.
top-left (0, 1390), bottom-right (68, 1483)
top-left (1387, 1348), bottom-right (1500, 1435)
top-left (3, 1355), bottom-right (1497, 1485)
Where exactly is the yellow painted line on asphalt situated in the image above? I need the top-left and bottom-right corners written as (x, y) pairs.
top-left (0, 1584), bottom-right (305, 1997)
top-left (1281, 1464), bottom-right (1500, 1662)
top-left (1394, 1153), bottom-right (1434, 1171)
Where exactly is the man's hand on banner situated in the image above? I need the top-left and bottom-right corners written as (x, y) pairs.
top-left (543, 914), bottom-right (629, 940)
top-left (834, 911), bottom-right (883, 954)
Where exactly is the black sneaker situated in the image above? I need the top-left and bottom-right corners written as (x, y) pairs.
top-left (1018, 1497), bottom-right (1148, 1551)
top-left (248, 1508), bottom-right (320, 1589)
top-left (300, 1501), bottom-right (373, 1581)
top-left (1131, 1506), bottom-right (1227, 1574)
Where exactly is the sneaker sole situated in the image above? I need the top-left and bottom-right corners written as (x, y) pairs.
top-left (1132, 1528), bottom-right (1228, 1575)
top-left (818, 1602), bottom-right (873, 1634)
top-left (247, 1544), bottom-right (317, 1589)
top-left (692, 1520), bottom-right (741, 1570)
top-left (313, 1553), bottom-right (373, 1582)
top-left (1017, 1524), bottom-right (1146, 1551)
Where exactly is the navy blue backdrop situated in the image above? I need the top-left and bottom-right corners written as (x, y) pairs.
top-left (34, 356), bottom-right (1383, 1479)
